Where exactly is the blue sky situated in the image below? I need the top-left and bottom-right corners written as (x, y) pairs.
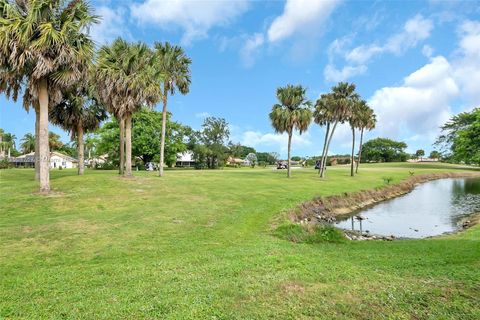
top-left (1, 0), bottom-right (479, 157)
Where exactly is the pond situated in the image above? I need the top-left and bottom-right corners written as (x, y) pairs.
top-left (334, 177), bottom-right (480, 238)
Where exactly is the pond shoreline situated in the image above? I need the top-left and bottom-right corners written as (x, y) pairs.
top-left (290, 172), bottom-right (480, 236)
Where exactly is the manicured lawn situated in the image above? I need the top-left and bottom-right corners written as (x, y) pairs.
top-left (1, 163), bottom-right (479, 319)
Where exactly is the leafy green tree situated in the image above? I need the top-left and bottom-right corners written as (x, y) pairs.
top-left (361, 138), bottom-right (408, 163)
top-left (415, 149), bottom-right (425, 160)
top-left (57, 142), bottom-right (76, 158)
top-left (200, 117), bottom-right (230, 169)
top-left (94, 110), bottom-right (187, 167)
top-left (228, 143), bottom-right (256, 158)
top-left (269, 85), bottom-right (312, 178)
top-left (435, 108), bottom-right (480, 165)
top-left (0, 0), bottom-right (97, 192)
top-left (95, 38), bottom-right (161, 176)
top-left (132, 109), bottom-right (187, 167)
top-left (153, 42), bottom-right (191, 177)
top-left (429, 150), bottom-right (441, 160)
top-left (257, 152), bottom-right (279, 165)
top-left (257, 152), bottom-right (278, 165)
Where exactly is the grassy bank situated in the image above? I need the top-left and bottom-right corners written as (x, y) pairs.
top-left (1, 163), bottom-right (479, 319)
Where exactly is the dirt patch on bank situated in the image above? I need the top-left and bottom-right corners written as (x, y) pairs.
top-left (289, 172), bottom-right (480, 224)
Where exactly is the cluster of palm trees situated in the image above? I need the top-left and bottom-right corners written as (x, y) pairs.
top-left (0, 129), bottom-right (16, 158)
top-left (269, 82), bottom-right (376, 178)
top-left (0, 0), bottom-right (191, 192)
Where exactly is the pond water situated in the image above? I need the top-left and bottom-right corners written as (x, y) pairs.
top-left (334, 177), bottom-right (480, 238)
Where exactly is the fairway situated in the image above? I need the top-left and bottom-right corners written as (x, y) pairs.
top-left (1, 163), bottom-right (480, 319)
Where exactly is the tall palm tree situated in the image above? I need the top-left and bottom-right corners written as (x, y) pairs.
top-left (355, 103), bottom-right (376, 173)
top-left (347, 99), bottom-right (364, 177)
top-left (21, 133), bottom-right (35, 153)
top-left (314, 82), bottom-right (358, 178)
top-left (153, 42), bottom-right (191, 177)
top-left (49, 87), bottom-right (107, 175)
top-left (314, 93), bottom-right (336, 177)
top-left (269, 85), bottom-right (312, 178)
top-left (95, 38), bottom-right (161, 177)
top-left (0, 0), bottom-right (97, 192)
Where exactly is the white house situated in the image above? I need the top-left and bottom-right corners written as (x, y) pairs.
top-left (176, 151), bottom-right (195, 167)
top-left (12, 151), bottom-right (78, 169)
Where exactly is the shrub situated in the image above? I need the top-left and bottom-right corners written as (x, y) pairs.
top-left (382, 176), bottom-right (394, 184)
top-left (0, 159), bottom-right (12, 169)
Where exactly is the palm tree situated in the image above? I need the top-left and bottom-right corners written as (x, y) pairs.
top-left (21, 133), bottom-right (35, 153)
top-left (84, 135), bottom-right (99, 163)
top-left (355, 103), bottom-right (376, 174)
top-left (0, 0), bottom-right (97, 192)
top-left (269, 85), bottom-right (312, 178)
top-left (95, 38), bottom-right (161, 177)
top-left (314, 82), bottom-right (358, 178)
top-left (49, 87), bottom-right (107, 175)
top-left (2, 132), bottom-right (16, 158)
top-left (347, 99), bottom-right (364, 177)
top-left (314, 93), bottom-right (336, 177)
top-left (48, 132), bottom-right (63, 151)
top-left (153, 42), bottom-right (191, 177)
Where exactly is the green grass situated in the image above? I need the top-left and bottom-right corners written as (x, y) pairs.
top-left (1, 163), bottom-right (479, 319)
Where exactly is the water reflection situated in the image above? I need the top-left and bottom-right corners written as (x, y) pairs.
top-left (335, 178), bottom-right (480, 238)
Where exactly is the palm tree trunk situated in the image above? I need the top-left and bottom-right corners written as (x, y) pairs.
top-left (319, 122), bottom-right (330, 176)
top-left (159, 87), bottom-right (168, 177)
top-left (350, 126), bottom-right (355, 177)
top-left (287, 130), bottom-right (292, 178)
top-left (7, 147), bottom-right (10, 159)
top-left (38, 79), bottom-right (50, 192)
top-left (125, 114), bottom-right (132, 176)
top-left (119, 118), bottom-right (125, 175)
top-left (356, 128), bottom-right (364, 174)
top-left (35, 107), bottom-right (40, 180)
top-left (320, 121), bottom-right (338, 178)
top-left (77, 123), bottom-right (84, 175)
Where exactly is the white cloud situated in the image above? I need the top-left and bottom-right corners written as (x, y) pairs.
top-left (130, 0), bottom-right (249, 44)
top-left (364, 19), bottom-right (480, 151)
top-left (453, 20), bottom-right (480, 105)
top-left (195, 112), bottom-right (211, 118)
top-left (240, 130), bottom-right (312, 153)
top-left (240, 33), bottom-right (265, 67)
top-left (267, 0), bottom-right (340, 43)
top-left (325, 14), bottom-right (434, 82)
top-left (90, 6), bottom-right (129, 45)
top-left (369, 56), bottom-right (458, 140)
top-left (345, 45), bottom-right (383, 64)
top-left (345, 14), bottom-right (433, 64)
top-left (422, 44), bottom-right (434, 57)
top-left (385, 14), bottom-right (434, 55)
top-left (324, 64), bottom-right (367, 82)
